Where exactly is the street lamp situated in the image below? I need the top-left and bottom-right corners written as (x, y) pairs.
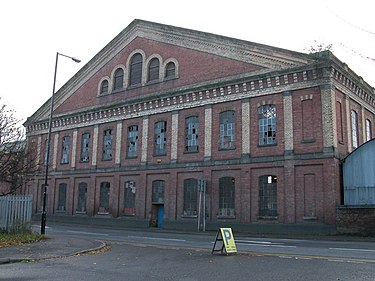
top-left (41, 52), bottom-right (81, 235)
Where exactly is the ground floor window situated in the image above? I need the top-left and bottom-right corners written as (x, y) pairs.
top-left (259, 175), bottom-right (277, 217)
top-left (123, 181), bottom-right (136, 215)
top-left (76, 182), bottom-right (87, 213)
top-left (218, 177), bottom-right (235, 217)
top-left (99, 182), bottom-right (110, 213)
top-left (183, 178), bottom-right (198, 217)
top-left (152, 180), bottom-right (165, 204)
top-left (57, 183), bottom-right (67, 212)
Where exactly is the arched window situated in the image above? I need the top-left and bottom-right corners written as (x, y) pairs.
top-left (258, 104), bottom-right (276, 145)
top-left (113, 68), bottom-right (124, 91)
top-left (100, 80), bottom-right (109, 95)
top-left (351, 110), bottom-right (359, 149)
top-left (183, 179), bottom-right (198, 216)
top-left (218, 177), bottom-right (235, 217)
top-left (165, 62), bottom-right (176, 79)
top-left (148, 58), bottom-right (160, 82)
top-left (129, 53), bottom-right (143, 86)
top-left (259, 175), bottom-right (277, 217)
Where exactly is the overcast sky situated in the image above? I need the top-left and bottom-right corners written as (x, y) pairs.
top-left (1, 0), bottom-right (374, 122)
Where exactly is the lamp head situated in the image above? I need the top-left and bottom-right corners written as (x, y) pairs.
top-left (71, 57), bottom-right (81, 63)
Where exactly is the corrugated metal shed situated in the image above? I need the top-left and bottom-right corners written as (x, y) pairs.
top-left (343, 139), bottom-right (375, 205)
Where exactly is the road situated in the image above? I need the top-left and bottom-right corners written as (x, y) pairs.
top-left (1, 223), bottom-right (375, 280)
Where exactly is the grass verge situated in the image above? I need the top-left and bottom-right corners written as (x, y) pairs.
top-left (0, 231), bottom-right (44, 248)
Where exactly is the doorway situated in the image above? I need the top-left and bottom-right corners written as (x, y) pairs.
top-left (150, 204), bottom-right (164, 228)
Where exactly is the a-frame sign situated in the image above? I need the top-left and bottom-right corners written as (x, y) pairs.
top-left (211, 228), bottom-right (237, 255)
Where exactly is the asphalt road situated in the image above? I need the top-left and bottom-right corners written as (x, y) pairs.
top-left (1, 223), bottom-right (374, 281)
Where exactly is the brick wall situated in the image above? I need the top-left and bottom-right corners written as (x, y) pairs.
top-left (336, 206), bottom-right (375, 236)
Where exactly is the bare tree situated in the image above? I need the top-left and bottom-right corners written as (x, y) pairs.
top-left (0, 100), bottom-right (37, 196)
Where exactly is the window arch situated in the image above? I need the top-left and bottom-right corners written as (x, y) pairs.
top-left (148, 57), bottom-right (160, 82)
top-left (218, 177), bottom-right (235, 217)
top-left (259, 175), bottom-right (277, 217)
top-left (100, 80), bottom-right (109, 95)
top-left (113, 68), bottom-right (124, 91)
top-left (165, 61), bottom-right (176, 79)
top-left (183, 178), bottom-right (198, 216)
top-left (258, 104), bottom-right (276, 145)
top-left (129, 53), bottom-right (143, 86)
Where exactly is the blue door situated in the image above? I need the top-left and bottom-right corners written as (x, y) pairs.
top-left (157, 205), bottom-right (164, 228)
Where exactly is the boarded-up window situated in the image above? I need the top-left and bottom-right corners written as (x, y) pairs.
top-left (130, 53), bottom-right (142, 86)
top-left (148, 58), bottom-right (160, 82)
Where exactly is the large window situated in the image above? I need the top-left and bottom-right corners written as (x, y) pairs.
top-left (218, 177), bottom-right (235, 217)
top-left (61, 136), bottom-right (70, 164)
top-left (366, 119), bottom-right (372, 142)
top-left (81, 133), bottom-right (90, 162)
top-left (152, 180), bottom-right (165, 204)
top-left (123, 181), bottom-right (136, 216)
top-left (57, 183), bottom-right (67, 212)
top-left (103, 129), bottom-right (113, 160)
top-left (259, 175), bottom-right (277, 217)
top-left (154, 121), bottom-right (167, 156)
top-left (76, 182), bottom-right (87, 213)
top-left (183, 179), bottom-right (198, 216)
top-left (113, 68), bottom-right (124, 91)
top-left (148, 58), bottom-right (160, 82)
top-left (129, 53), bottom-right (143, 86)
top-left (127, 125), bottom-right (138, 158)
top-left (99, 182), bottom-right (110, 213)
top-left (185, 116), bottom-right (199, 153)
top-left (219, 111), bottom-right (235, 150)
top-left (351, 110), bottom-right (359, 149)
top-left (258, 104), bottom-right (276, 145)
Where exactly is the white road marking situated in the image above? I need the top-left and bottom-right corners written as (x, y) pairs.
top-left (127, 235), bottom-right (186, 242)
top-left (66, 230), bottom-right (109, 236)
top-left (329, 248), bottom-right (375, 252)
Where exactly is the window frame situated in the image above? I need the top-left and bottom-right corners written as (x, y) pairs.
top-left (185, 116), bottom-right (199, 153)
top-left (113, 68), bottom-right (124, 91)
top-left (258, 104), bottom-right (277, 146)
top-left (152, 180), bottom-right (165, 204)
top-left (102, 129), bottom-right (113, 161)
top-left (258, 175), bottom-right (278, 218)
top-left (126, 125), bottom-right (139, 158)
top-left (219, 111), bottom-right (236, 150)
top-left (57, 183), bottom-right (67, 212)
top-left (76, 182), bottom-right (87, 213)
top-left (80, 132), bottom-right (90, 162)
top-left (60, 136), bottom-right (70, 164)
top-left (129, 53), bottom-right (143, 86)
top-left (351, 110), bottom-right (359, 149)
top-left (148, 58), bottom-right (160, 82)
top-left (218, 177), bottom-right (235, 218)
top-left (183, 178), bottom-right (198, 217)
top-left (98, 182), bottom-right (110, 214)
top-left (154, 121), bottom-right (167, 156)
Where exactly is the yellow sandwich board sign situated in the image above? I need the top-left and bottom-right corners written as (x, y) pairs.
top-left (212, 228), bottom-right (237, 255)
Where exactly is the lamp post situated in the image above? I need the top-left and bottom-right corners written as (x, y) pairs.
top-left (41, 52), bottom-right (81, 235)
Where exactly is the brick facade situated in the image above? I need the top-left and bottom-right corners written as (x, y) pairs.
top-left (24, 20), bottom-right (375, 232)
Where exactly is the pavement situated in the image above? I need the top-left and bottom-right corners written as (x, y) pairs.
top-left (0, 234), bottom-right (106, 265)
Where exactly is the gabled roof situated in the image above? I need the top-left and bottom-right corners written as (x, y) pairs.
top-left (25, 19), bottom-right (319, 125)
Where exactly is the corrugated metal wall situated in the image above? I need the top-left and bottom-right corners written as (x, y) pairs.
top-left (343, 139), bottom-right (375, 205)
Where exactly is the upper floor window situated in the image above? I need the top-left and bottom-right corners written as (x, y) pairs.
top-left (185, 116), bottom-right (199, 153)
top-left (366, 119), bottom-right (372, 142)
top-left (165, 62), bottom-right (176, 79)
top-left (154, 121), bottom-right (167, 156)
top-left (351, 110), bottom-right (358, 149)
top-left (103, 129), bottom-right (113, 160)
top-left (81, 133), bottom-right (90, 162)
top-left (100, 80), bottom-right (109, 95)
top-left (148, 58), bottom-right (160, 82)
top-left (219, 111), bottom-right (235, 150)
top-left (129, 53), bottom-right (143, 86)
top-left (127, 125), bottom-right (138, 158)
top-left (258, 104), bottom-right (276, 145)
top-left (183, 178), bottom-right (198, 217)
top-left (259, 175), bottom-right (278, 217)
top-left (218, 177), bottom-right (235, 217)
top-left (61, 136), bottom-right (70, 164)
top-left (113, 68), bottom-right (124, 91)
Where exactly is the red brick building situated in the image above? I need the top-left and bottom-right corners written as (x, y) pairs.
top-left (24, 20), bottom-right (375, 232)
